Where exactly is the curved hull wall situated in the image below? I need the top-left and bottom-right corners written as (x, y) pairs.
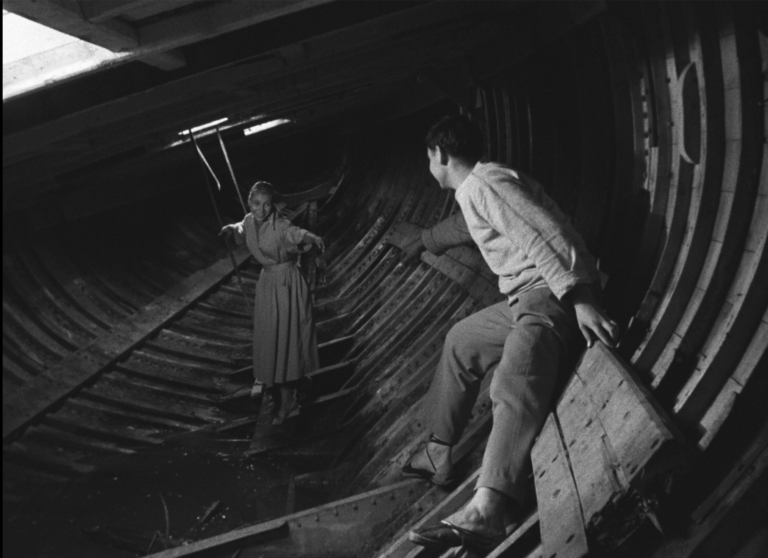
top-left (3, 2), bottom-right (767, 557)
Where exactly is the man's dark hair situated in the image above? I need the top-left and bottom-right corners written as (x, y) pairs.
top-left (425, 115), bottom-right (484, 165)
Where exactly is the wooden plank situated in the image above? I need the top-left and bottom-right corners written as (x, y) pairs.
top-left (136, 0), bottom-right (337, 58)
top-left (486, 512), bottom-right (540, 558)
top-left (4, 0), bottom-right (138, 50)
top-left (145, 479), bottom-right (423, 557)
top-left (623, 1), bottom-right (695, 358)
top-left (81, 0), bottom-right (201, 23)
top-left (3, 0), bottom-right (184, 70)
top-left (697, 315), bottom-right (768, 450)
top-left (577, 344), bottom-right (686, 481)
top-left (648, 5), bottom-right (761, 415)
top-left (350, 281), bottom-right (468, 390)
top-left (377, 470), bottom-right (481, 558)
top-left (2, 249), bottom-right (250, 441)
top-left (529, 346), bottom-right (686, 558)
top-left (2, 0), bottom-right (474, 164)
top-left (556, 373), bottom-right (627, 524)
top-left (671, 7), bottom-right (768, 424)
top-left (3, 2), bottom-right (501, 196)
top-left (634, 2), bottom-right (727, 384)
top-left (531, 413), bottom-right (589, 558)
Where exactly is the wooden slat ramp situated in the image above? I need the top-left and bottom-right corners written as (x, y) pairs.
top-left (3, 248), bottom-right (251, 441)
top-left (369, 344), bottom-right (688, 558)
top-left (532, 344), bottom-right (688, 557)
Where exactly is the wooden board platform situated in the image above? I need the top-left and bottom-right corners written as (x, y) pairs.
top-left (532, 343), bottom-right (688, 557)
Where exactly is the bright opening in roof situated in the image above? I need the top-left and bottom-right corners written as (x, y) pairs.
top-left (178, 118), bottom-right (230, 136)
top-left (243, 119), bottom-right (292, 136)
top-left (3, 10), bottom-right (129, 100)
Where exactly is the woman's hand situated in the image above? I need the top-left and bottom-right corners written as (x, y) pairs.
top-left (568, 284), bottom-right (620, 348)
top-left (311, 234), bottom-right (325, 253)
top-left (219, 224), bottom-right (235, 236)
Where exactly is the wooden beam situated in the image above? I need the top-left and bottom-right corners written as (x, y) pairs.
top-left (80, 0), bottom-right (201, 23)
top-left (3, 0), bottom-right (185, 69)
top-left (377, 470), bottom-right (481, 558)
top-left (73, 0), bottom-right (336, 70)
top-left (486, 512), bottom-right (541, 558)
top-left (2, 0), bottom-right (481, 164)
top-left (118, 0), bottom-right (335, 71)
top-left (3, 23), bottom-right (470, 195)
top-left (532, 413), bottom-right (590, 558)
top-left (4, 0), bottom-right (137, 50)
top-left (2, 38), bottom-right (131, 100)
top-left (145, 479), bottom-right (424, 557)
top-left (2, 248), bottom-right (251, 441)
top-left (80, 0), bottom-right (155, 22)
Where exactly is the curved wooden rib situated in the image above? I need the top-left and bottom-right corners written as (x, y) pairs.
top-left (3, 5), bottom-right (767, 557)
top-left (632, 3), bottom-right (726, 387)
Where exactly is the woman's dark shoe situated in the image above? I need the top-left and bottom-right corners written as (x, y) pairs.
top-left (256, 386), bottom-right (279, 423)
top-left (401, 435), bottom-right (456, 487)
top-left (409, 520), bottom-right (505, 551)
top-left (272, 388), bottom-right (298, 426)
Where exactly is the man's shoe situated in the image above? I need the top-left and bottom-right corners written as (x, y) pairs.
top-left (409, 520), bottom-right (505, 551)
top-left (401, 435), bottom-right (456, 487)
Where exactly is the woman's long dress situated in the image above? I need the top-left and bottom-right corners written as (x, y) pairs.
top-left (233, 212), bottom-right (319, 385)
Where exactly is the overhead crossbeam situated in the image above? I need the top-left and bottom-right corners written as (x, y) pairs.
top-left (4, 0), bottom-right (340, 72)
top-left (3, 0), bottom-right (185, 70)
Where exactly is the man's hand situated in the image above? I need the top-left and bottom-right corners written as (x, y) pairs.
top-left (399, 234), bottom-right (426, 264)
top-left (568, 284), bottom-right (620, 348)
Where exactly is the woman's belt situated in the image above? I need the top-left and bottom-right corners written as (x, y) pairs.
top-left (262, 260), bottom-right (297, 273)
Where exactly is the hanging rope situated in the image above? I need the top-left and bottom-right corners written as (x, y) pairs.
top-left (190, 134), bottom-right (253, 317)
top-left (216, 128), bottom-right (248, 214)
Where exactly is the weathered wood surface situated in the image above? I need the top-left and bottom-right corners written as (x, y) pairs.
top-left (697, 312), bottom-right (768, 450)
top-left (556, 372), bottom-right (626, 523)
top-left (145, 479), bottom-right (425, 558)
top-left (4, 5), bottom-right (768, 557)
top-left (389, 218), bottom-right (501, 306)
top-left (377, 470), bottom-right (481, 558)
top-left (634, 3), bottom-right (726, 384)
top-left (532, 413), bottom-right (590, 558)
top-left (532, 344), bottom-right (688, 556)
top-left (577, 344), bottom-right (685, 483)
top-left (3, 248), bottom-right (251, 441)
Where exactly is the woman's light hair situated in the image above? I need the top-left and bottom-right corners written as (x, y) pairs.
top-left (248, 181), bottom-right (276, 202)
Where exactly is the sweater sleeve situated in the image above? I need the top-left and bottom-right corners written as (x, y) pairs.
top-left (473, 176), bottom-right (598, 299)
top-left (231, 217), bottom-right (247, 245)
top-left (421, 211), bottom-right (474, 255)
top-left (278, 218), bottom-right (309, 251)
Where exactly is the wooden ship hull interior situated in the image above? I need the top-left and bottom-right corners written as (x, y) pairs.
top-left (3, 1), bottom-right (767, 557)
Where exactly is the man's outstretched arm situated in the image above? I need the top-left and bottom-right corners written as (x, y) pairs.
top-left (399, 211), bottom-right (473, 263)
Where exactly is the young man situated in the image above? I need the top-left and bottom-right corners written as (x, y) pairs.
top-left (403, 115), bottom-right (619, 551)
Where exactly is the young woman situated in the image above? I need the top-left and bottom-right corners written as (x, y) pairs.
top-left (220, 181), bottom-right (324, 425)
